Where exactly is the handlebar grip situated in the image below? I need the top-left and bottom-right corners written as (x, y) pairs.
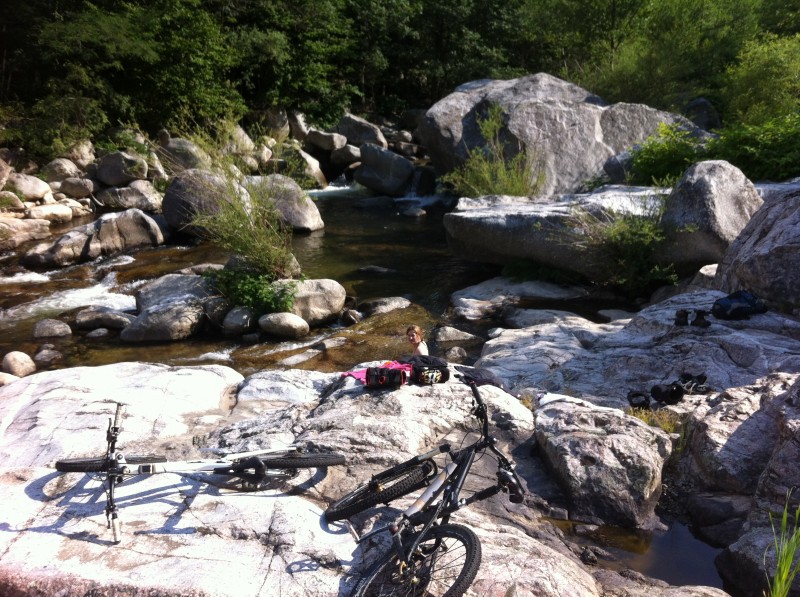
top-left (113, 403), bottom-right (125, 428)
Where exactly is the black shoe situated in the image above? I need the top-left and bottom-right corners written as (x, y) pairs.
top-left (691, 310), bottom-right (711, 328)
top-left (651, 382), bottom-right (685, 405)
top-left (627, 390), bottom-right (651, 409)
top-left (675, 309), bottom-right (689, 326)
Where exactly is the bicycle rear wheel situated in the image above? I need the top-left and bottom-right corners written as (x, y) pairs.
top-left (259, 452), bottom-right (345, 469)
top-left (324, 461), bottom-right (435, 522)
top-left (352, 523), bottom-right (481, 597)
top-left (55, 455), bottom-right (167, 473)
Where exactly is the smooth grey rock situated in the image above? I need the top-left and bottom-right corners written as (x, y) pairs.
top-left (59, 177), bottom-right (97, 199)
top-left (243, 174), bottom-right (324, 232)
top-left (258, 312), bottom-right (310, 339)
top-left (5, 172), bottom-right (52, 200)
top-left (306, 129), bottom-right (347, 152)
top-left (222, 306), bottom-right (258, 337)
top-left (0, 218), bottom-right (51, 251)
top-left (287, 279), bottom-right (346, 326)
top-left (32, 318), bottom-right (72, 338)
top-left (353, 144), bottom-right (415, 196)
top-left (41, 158), bottom-right (81, 182)
top-left (161, 169), bottom-right (234, 235)
top-left (432, 326), bottom-right (481, 344)
top-left (336, 113), bottom-right (388, 148)
top-left (660, 160), bottom-right (763, 268)
top-left (75, 306), bottom-right (136, 330)
top-left (97, 179), bottom-right (162, 212)
top-left (22, 209), bottom-right (170, 268)
top-left (96, 151), bottom-right (148, 186)
top-left (357, 296), bottom-right (411, 316)
top-left (25, 203), bottom-right (73, 224)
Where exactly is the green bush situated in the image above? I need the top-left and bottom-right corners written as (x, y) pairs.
top-left (204, 269), bottom-right (297, 314)
top-left (568, 198), bottom-right (678, 299)
top-left (189, 165), bottom-right (296, 280)
top-left (708, 113), bottom-right (800, 181)
top-left (441, 103), bottom-right (545, 197)
top-left (629, 123), bottom-right (706, 186)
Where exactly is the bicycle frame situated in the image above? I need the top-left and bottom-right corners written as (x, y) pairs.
top-left (358, 380), bottom-right (524, 571)
top-left (97, 403), bottom-right (307, 542)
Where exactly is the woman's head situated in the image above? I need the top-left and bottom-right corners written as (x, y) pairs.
top-left (406, 325), bottom-right (423, 344)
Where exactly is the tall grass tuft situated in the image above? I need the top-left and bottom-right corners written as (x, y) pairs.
top-left (765, 488), bottom-right (800, 597)
top-left (441, 103), bottom-right (545, 198)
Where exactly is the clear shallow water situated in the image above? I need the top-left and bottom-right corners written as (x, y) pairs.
top-left (0, 185), bottom-right (728, 591)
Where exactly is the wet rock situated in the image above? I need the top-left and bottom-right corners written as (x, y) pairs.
top-left (222, 306), bottom-right (258, 337)
top-left (32, 318), bottom-right (72, 338)
top-left (75, 306), bottom-right (136, 330)
top-left (33, 346), bottom-right (63, 368)
top-left (22, 208), bottom-right (170, 268)
top-left (258, 312), bottom-right (310, 339)
top-left (357, 296), bottom-right (411, 316)
top-left (85, 328), bottom-right (111, 340)
top-left (432, 325), bottom-right (481, 344)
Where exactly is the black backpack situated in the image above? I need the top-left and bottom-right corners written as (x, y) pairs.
top-left (454, 365), bottom-right (507, 392)
top-left (400, 355), bottom-right (451, 384)
top-left (711, 290), bottom-right (768, 321)
top-left (365, 367), bottom-right (407, 388)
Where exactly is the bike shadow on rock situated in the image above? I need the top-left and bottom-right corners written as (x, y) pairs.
top-left (20, 466), bottom-right (335, 545)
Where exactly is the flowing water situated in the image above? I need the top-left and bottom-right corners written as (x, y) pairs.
top-left (0, 185), bottom-right (727, 591)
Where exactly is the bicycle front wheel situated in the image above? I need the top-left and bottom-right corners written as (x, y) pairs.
top-left (55, 455), bottom-right (167, 473)
top-left (260, 452), bottom-right (346, 469)
top-left (325, 462), bottom-right (435, 522)
top-left (352, 523), bottom-right (482, 597)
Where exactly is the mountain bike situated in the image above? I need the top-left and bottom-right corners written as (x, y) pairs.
top-left (55, 402), bottom-right (346, 543)
top-left (325, 378), bottom-right (525, 597)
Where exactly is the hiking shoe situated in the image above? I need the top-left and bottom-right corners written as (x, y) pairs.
top-left (651, 382), bottom-right (685, 405)
top-left (691, 310), bottom-right (711, 328)
top-left (627, 390), bottom-right (651, 409)
top-left (675, 309), bottom-right (689, 326)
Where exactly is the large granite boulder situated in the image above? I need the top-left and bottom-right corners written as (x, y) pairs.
top-left (5, 172), bottom-right (52, 201)
top-left (161, 168), bottom-right (239, 236)
top-left (535, 395), bottom-right (672, 528)
top-left (0, 218), bottom-right (50, 251)
top-left (22, 209), bottom-right (171, 268)
top-left (715, 186), bottom-right (800, 309)
top-left (353, 143), bottom-right (415, 196)
top-left (95, 151), bottom-right (149, 187)
top-left (336, 113), bottom-right (388, 149)
top-left (243, 174), bottom-right (324, 232)
top-left (417, 73), bottom-right (704, 195)
top-left (660, 160), bottom-right (763, 269)
top-left (97, 179), bottom-right (163, 212)
top-left (286, 278), bottom-right (347, 326)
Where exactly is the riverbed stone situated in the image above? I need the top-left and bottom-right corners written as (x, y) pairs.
top-left (222, 306), bottom-right (258, 337)
top-left (25, 202), bottom-right (73, 224)
top-left (357, 296), bottom-right (412, 316)
top-left (41, 158), bottom-right (81, 182)
top-left (32, 318), bottom-right (72, 338)
top-left (5, 172), bottom-right (52, 200)
top-left (1, 351), bottom-right (35, 377)
top-left (0, 218), bottom-right (51, 251)
top-left (258, 312), bottom-right (310, 339)
top-left (95, 151), bottom-right (148, 186)
top-left (74, 306), bottom-right (136, 330)
top-left (353, 143), bottom-right (415, 196)
top-left (243, 174), bottom-right (324, 232)
top-left (0, 372), bottom-right (19, 386)
top-left (286, 278), bottom-right (346, 326)
top-left (97, 179), bottom-right (162, 212)
top-left (59, 177), bottom-right (97, 199)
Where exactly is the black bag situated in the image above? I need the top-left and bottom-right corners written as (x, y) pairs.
top-left (400, 355), bottom-right (450, 385)
top-left (365, 367), bottom-right (406, 388)
top-left (454, 365), bottom-right (507, 391)
top-left (711, 290), bottom-right (768, 321)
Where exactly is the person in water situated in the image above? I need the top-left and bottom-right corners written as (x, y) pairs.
top-left (406, 325), bottom-right (429, 355)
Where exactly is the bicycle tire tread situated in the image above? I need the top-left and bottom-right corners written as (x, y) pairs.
top-left (259, 452), bottom-right (345, 469)
top-left (324, 463), bottom-right (432, 522)
top-left (55, 455), bottom-right (167, 473)
top-left (352, 523), bottom-right (482, 597)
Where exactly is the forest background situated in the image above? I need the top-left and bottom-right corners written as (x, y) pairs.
top-left (1, 0), bottom-right (799, 162)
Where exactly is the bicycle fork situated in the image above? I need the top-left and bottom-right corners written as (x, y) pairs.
top-left (104, 403), bottom-right (126, 544)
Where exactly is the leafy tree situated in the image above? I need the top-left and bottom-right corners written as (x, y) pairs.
top-left (722, 33), bottom-right (800, 125)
